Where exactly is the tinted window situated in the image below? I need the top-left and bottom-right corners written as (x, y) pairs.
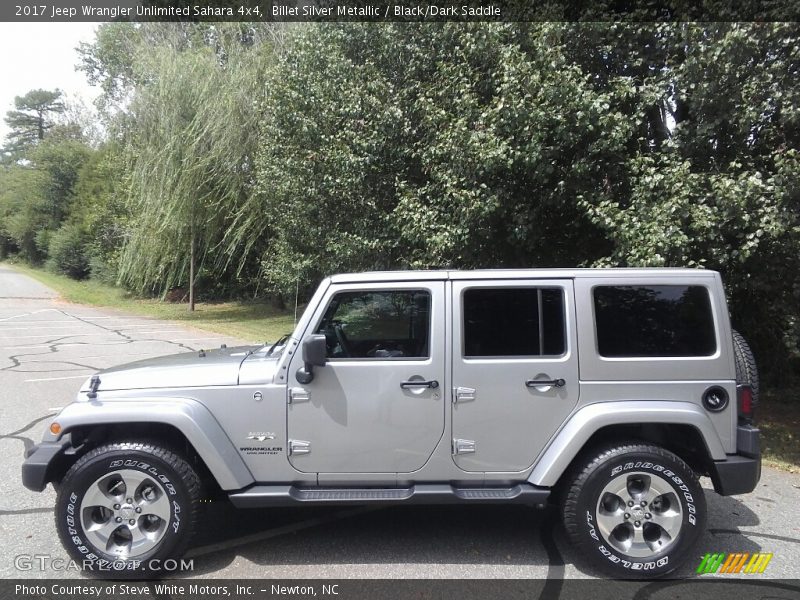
top-left (594, 285), bottom-right (716, 357)
top-left (463, 288), bottom-right (566, 357)
top-left (315, 290), bottom-right (430, 359)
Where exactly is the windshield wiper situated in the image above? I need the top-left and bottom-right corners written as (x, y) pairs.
top-left (267, 334), bottom-right (290, 356)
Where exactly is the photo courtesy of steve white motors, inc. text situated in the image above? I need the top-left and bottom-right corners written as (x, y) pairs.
top-left (15, 583), bottom-right (338, 597)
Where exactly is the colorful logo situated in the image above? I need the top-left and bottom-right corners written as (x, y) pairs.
top-left (697, 552), bottom-right (772, 574)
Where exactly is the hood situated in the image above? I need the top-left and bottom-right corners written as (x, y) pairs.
top-left (82, 345), bottom-right (263, 392)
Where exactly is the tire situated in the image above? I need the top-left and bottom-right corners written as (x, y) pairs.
top-left (55, 441), bottom-right (201, 577)
top-left (732, 329), bottom-right (759, 406)
top-left (562, 444), bottom-right (706, 579)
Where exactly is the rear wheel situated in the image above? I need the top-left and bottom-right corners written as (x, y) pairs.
top-left (55, 441), bottom-right (201, 577)
top-left (562, 444), bottom-right (706, 578)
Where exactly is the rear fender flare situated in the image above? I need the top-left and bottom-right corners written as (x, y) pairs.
top-left (528, 401), bottom-right (726, 487)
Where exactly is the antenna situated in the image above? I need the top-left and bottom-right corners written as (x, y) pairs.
top-left (293, 278), bottom-right (300, 328)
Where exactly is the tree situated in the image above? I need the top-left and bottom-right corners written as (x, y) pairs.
top-left (115, 28), bottom-right (271, 307)
top-left (46, 143), bottom-right (125, 280)
top-left (240, 22), bottom-right (797, 381)
top-left (243, 24), bottom-right (625, 294)
top-left (0, 133), bottom-right (91, 263)
top-left (3, 89), bottom-right (65, 153)
top-left (575, 23), bottom-right (800, 381)
top-left (78, 22), bottom-right (284, 119)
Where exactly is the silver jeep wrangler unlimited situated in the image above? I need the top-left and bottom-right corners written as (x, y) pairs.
top-left (22, 268), bottom-right (760, 578)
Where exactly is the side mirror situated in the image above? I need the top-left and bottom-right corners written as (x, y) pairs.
top-left (296, 334), bottom-right (327, 384)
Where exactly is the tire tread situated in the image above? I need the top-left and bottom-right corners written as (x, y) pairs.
top-left (56, 441), bottom-right (201, 575)
top-left (732, 329), bottom-right (759, 405)
top-left (562, 442), bottom-right (705, 578)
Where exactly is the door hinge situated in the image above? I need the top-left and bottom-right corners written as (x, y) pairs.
top-left (288, 388), bottom-right (310, 404)
top-left (289, 439), bottom-right (311, 455)
top-left (452, 438), bottom-right (476, 455)
top-left (453, 386), bottom-right (476, 404)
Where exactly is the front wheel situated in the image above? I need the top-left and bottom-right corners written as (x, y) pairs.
top-left (55, 442), bottom-right (201, 577)
top-left (562, 444), bottom-right (706, 578)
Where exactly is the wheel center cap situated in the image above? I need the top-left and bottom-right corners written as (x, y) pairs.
top-left (631, 506), bottom-right (645, 520)
top-left (119, 505), bottom-right (136, 520)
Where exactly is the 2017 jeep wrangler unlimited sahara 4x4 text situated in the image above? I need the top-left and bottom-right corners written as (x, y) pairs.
top-left (22, 268), bottom-right (760, 578)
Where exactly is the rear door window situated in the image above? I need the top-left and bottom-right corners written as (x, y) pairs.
top-left (463, 287), bottom-right (566, 357)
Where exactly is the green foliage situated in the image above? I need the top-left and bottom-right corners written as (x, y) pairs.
top-left (247, 24), bottom-right (623, 293)
top-left (2, 89), bottom-right (65, 155)
top-left (49, 144), bottom-right (126, 283)
top-left (77, 23), bottom-right (140, 111)
top-left (46, 221), bottom-right (90, 279)
top-left (115, 27), bottom-right (271, 295)
top-left (0, 135), bottom-right (92, 263)
top-left (576, 23), bottom-right (800, 381)
top-left (0, 163), bottom-right (47, 262)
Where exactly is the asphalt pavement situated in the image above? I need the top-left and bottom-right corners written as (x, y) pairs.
top-left (1, 264), bottom-right (799, 583)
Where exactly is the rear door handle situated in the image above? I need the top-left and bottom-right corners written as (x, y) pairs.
top-left (400, 380), bottom-right (440, 389)
top-left (525, 378), bottom-right (566, 388)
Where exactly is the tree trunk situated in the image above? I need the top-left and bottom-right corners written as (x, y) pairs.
top-left (189, 227), bottom-right (195, 312)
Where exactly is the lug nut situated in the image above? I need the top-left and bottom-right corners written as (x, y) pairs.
top-left (634, 520), bottom-right (641, 527)
top-left (628, 500), bottom-right (634, 507)
top-left (129, 519), bottom-right (136, 526)
top-left (126, 498), bottom-right (133, 504)
top-left (645, 513), bottom-right (652, 519)
top-left (135, 507), bottom-right (142, 513)
top-left (640, 501), bottom-right (647, 507)
top-left (113, 504), bottom-right (120, 510)
top-left (115, 517), bottom-right (122, 523)
top-left (624, 513), bottom-right (630, 519)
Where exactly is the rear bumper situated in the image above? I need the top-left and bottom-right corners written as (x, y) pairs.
top-left (22, 439), bottom-right (69, 492)
top-left (709, 425), bottom-right (761, 496)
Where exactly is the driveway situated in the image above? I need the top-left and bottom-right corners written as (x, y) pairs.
top-left (1, 264), bottom-right (798, 585)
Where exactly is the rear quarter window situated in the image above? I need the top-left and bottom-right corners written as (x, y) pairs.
top-left (593, 285), bottom-right (716, 357)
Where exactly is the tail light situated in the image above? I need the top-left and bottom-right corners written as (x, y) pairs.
top-left (737, 384), bottom-right (755, 424)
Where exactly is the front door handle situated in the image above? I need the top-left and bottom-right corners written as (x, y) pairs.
top-left (400, 380), bottom-right (440, 389)
top-left (525, 378), bottom-right (566, 388)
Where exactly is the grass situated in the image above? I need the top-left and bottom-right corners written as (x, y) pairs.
top-left (8, 262), bottom-right (296, 344)
top-left (758, 387), bottom-right (800, 473)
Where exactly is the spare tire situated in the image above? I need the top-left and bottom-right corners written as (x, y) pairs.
top-left (732, 329), bottom-right (759, 406)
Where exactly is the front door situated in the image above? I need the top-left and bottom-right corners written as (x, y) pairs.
top-left (287, 282), bottom-right (446, 474)
top-left (451, 279), bottom-right (579, 472)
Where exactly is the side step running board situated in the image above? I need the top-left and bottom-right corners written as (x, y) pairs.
top-left (228, 483), bottom-right (549, 508)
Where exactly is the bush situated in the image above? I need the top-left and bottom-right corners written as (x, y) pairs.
top-left (46, 223), bottom-right (90, 279)
top-left (87, 248), bottom-right (119, 285)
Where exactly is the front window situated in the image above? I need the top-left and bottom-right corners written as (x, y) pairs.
top-left (315, 290), bottom-right (431, 359)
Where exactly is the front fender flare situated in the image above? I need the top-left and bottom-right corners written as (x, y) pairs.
top-left (43, 398), bottom-right (254, 491)
top-left (527, 401), bottom-right (726, 487)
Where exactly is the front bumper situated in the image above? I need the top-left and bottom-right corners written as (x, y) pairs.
top-left (709, 424), bottom-right (761, 496)
top-left (22, 439), bottom-right (70, 492)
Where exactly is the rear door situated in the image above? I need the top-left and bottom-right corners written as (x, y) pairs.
top-left (451, 280), bottom-right (579, 472)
